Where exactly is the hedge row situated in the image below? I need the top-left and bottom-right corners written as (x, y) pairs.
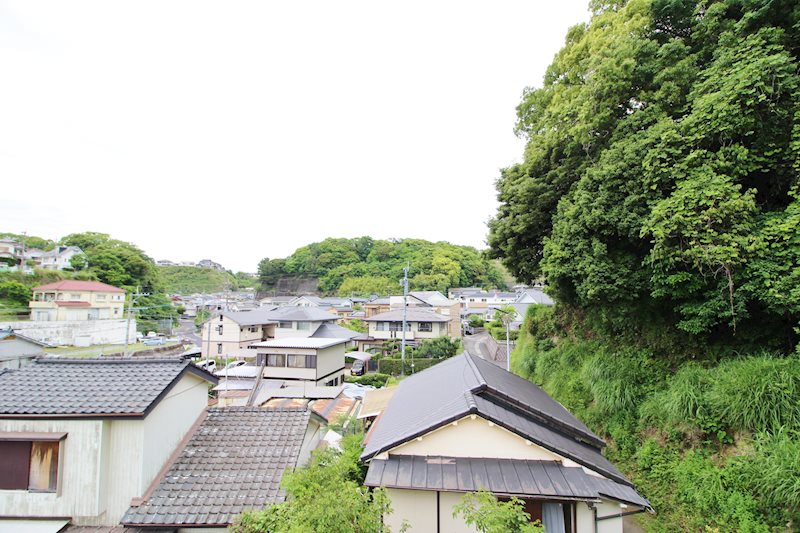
top-left (377, 357), bottom-right (441, 376)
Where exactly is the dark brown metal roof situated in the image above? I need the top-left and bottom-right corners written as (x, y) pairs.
top-left (365, 455), bottom-right (651, 510)
top-left (122, 407), bottom-right (311, 528)
top-left (0, 358), bottom-right (217, 418)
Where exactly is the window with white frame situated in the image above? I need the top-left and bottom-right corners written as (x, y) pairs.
top-left (297, 321), bottom-right (311, 331)
top-left (278, 321), bottom-right (292, 329)
top-left (418, 322), bottom-right (432, 332)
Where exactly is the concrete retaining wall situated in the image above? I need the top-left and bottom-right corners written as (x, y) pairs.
top-left (0, 319), bottom-right (137, 346)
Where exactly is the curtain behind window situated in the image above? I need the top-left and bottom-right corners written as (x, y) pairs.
top-left (542, 503), bottom-right (566, 533)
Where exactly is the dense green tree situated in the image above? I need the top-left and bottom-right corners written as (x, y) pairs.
top-left (258, 237), bottom-right (505, 295)
top-left (452, 491), bottom-right (543, 533)
top-left (0, 280), bottom-right (31, 308)
top-left (230, 434), bottom-right (394, 533)
top-left (488, 0), bottom-right (800, 350)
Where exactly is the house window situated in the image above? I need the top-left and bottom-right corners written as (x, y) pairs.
top-left (217, 325), bottom-right (223, 335)
top-left (267, 354), bottom-right (286, 367)
top-left (389, 322), bottom-right (410, 332)
top-left (418, 322), bottom-right (432, 332)
top-left (69, 293), bottom-right (80, 300)
top-left (297, 321), bottom-right (311, 331)
top-left (288, 354), bottom-right (316, 368)
top-left (217, 343), bottom-right (223, 355)
top-left (219, 315), bottom-right (224, 321)
top-left (249, 327), bottom-right (258, 333)
top-left (375, 322), bottom-right (386, 331)
top-left (96, 294), bottom-right (106, 301)
top-left (0, 439), bottom-right (62, 492)
top-left (278, 321), bottom-right (292, 329)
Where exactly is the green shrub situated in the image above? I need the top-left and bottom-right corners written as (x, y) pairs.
top-left (347, 373), bottom-right (390, 388)
top-left (708, 356), bottom-right (800, 434)
top-left (468, 315), bottom-right (485, 328)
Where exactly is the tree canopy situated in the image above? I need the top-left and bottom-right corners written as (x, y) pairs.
top-left (258, 237), bottom-right (505, 296)
top-left (488, 0), bottom-right (800, 351)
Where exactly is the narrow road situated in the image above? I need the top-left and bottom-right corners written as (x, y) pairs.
top-left (462, 330), bottom-right (506, 369)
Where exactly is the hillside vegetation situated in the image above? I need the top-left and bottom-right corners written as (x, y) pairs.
top-left (258, 237), bottom-right (505, 296)
top-left (157, 266), bottom-right (238, 294)
top-left (489, 0), bottom-right (800, 530)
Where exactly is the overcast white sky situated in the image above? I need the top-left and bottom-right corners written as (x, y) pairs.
top-left (1, 1), bottom-right (590, 272)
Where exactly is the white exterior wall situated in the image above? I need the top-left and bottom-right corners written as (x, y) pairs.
top-left (0, 319), bottom-right (136, 346)
top-left (315, 345), bottom-right (345, 382)
top-left (0, 419), bottom-right (107, 521)
top-left (368, 321), bottom-right (449, 341)
top-left (141, 374), bottom-right (209, 496)
top-left (273, 320), bottom-right (327, 339)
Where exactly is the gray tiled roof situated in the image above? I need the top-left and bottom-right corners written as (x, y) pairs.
top-left (365, 456), bottom-right (651, 509)
top-left (123, 407), bottom-right (311, 528)
top-left (361, 353), bottom-right (634, 488)
top-left (220, 306), bottom-right (339, 326)
top-left (310, 323), bottom-right (361, 340)
top-left (0, 358), bottom-right (217, 417)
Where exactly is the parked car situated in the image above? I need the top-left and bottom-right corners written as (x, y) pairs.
top-left (143, 337), bottom-right (166, 346)
top-left (215, 360), bottom-right (246, 376)
top-left (350, 359), bottom-right (366, 376)
top-left (196, 359), bottom-right (216, 372)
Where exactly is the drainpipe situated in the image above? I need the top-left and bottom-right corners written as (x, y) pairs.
top-left (437, 491), bottom-right (440, 533)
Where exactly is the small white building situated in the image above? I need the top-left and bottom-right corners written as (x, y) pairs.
top-left (364, 308), bottom-right (452, 344)
top-left (251, 337), bottom-right (349, 387)
top-left (37, 246), bottom-right (83, 270)
top-left (0, 357), bottom-right (217, 529)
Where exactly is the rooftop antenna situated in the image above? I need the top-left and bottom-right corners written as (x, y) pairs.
top-left (400, 265), bottom-right (409, 375)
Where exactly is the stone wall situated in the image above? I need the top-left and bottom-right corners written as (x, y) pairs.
top-left (0, 319), bottom-right (137, 346)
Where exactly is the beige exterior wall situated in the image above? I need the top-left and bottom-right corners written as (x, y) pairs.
top-left (385, 488), bottom-right (440, 533)
top-left (389, 415), bottom-right (563, 462)
top-left (0, 374), bottom-right (209, 526)
top-left (30, 290), bottom-right (125, 322)
top-left (200, 317), bottom-right (272, 358)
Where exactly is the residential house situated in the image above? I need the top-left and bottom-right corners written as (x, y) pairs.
top-left (364, 297), bottom-right (391, 318)
top-left (199, 307), bottom-right (338, 358)
top-left (197, 259), bottom-right (224, 270)
top-left (363, 309), bottom-right (452, 347)
top-left (0, 329), bottom-right (47, 369)
top-left (258, 295), bottom-right (295, 307)
top-left (0, 239), bottom-right (20, 266)
top-left (38, 246), bottom-right (83, 270)
top-left (362, 353), bottom-right (651, 533)
top-left (122, 406), bottom-right (325, 532)
top-left (250, 337), bottom-right (349, 387)
top-left (390, 291), bottom-right (462, 337)
top-left (515, 286), bottom-right (555, 306)
top-left (0, 358), bottom-right (217, 529)
top-left (29, 280), bottom-right (125, 322)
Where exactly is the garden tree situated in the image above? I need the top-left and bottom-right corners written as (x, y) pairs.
top-left (452, 491), bottom-right (543, 533)
top-left (230, 434), bottom-right (395, 533)
top-left (414, 336), bottom-right (461, 359)
top-left (488, 0), bottom-right (800, 350)
top-left (61, 231), bottom-right (111, 251)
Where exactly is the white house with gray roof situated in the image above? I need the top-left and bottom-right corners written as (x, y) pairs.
top-left (362, 353), bottom-right (651, 533)
top-left (250, 337), bottom-right (349, 387)
top-left (0, 358), bottom-right (217, 529)
top-left (199, 307), bottom-right (339, 358)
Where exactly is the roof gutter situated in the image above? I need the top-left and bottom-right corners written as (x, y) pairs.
top-left (596, 508), bottom-right (650, 521)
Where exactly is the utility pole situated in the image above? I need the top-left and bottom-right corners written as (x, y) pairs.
top-left (124, 286), bottom-right (148, 357)
top-left (400, 266), bottom-right (409, 375)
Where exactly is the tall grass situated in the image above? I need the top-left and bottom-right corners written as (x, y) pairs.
top-left (640, 363), bottom-right (711, 427)
top-left (707, 356), bottom-right (800, 434)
